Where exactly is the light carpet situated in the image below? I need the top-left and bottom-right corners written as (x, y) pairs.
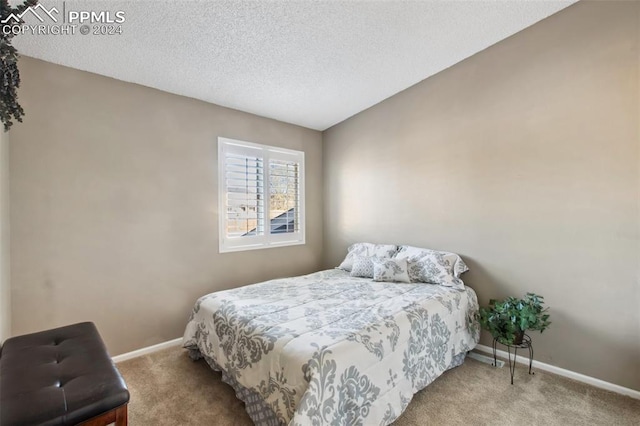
top-left (116, 346), bottom-right (640, 425)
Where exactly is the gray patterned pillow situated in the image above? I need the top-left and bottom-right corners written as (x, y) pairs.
top-left (372, 258), bottom-right (411, 283)
top-left (338, 243), bottom-right (398, 271)
top-left (394, 245), bottom-right (468, 289)
top-left (350, 255), bottom-right (376, 278)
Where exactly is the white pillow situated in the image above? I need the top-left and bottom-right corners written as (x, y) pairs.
top-left (350, 256), bottom-right (376, 278)
top-left (372, 258), bottom-right (411, 283)
top-left (338, 243), bottom-right (398, 271)
top-left (394, 245), bottom-right (468, 289)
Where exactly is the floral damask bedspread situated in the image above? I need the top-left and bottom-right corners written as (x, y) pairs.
top-left (182, 269), bottom-right (480, 426)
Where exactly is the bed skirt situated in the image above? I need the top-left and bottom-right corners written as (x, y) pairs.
top-left (188, 347), bottom-right (468, 426)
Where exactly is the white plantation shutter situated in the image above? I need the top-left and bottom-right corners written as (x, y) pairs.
top-left (219, 138), bottom-right (305, 252)
top-left (224, 152), bottom-right (264, 237)
top-left (268, 153), bottom-right (301, 235)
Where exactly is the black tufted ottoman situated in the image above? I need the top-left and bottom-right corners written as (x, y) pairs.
top-left (0, 322), bottom-right (129, 426)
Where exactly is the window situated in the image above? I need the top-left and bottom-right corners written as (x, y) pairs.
top-left (218, 137), bottom-right (305, 252)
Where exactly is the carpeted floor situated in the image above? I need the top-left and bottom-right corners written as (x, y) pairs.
top-left (116, 346), bottom-right (640, 425)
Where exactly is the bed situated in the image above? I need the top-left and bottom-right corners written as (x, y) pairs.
top-left (183, 255), bottom-right (480, 425)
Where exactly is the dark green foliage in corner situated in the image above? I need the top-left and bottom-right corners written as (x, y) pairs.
top-left (479, 293), bottom-right (551, 345)
top-left (0, 0), bottom-right (38, 131)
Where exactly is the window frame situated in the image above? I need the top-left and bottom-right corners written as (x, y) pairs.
top-left (218, 137), bottom-right (305, 253)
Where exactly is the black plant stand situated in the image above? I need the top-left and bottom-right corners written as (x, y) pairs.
top-left (492, 334), bottom-right (533, 385)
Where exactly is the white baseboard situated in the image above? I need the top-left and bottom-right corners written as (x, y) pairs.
top-left (110, 337), bottom-right (639, 400)
top-left (112, 337), bottom-right (183, 363)
top-left (474, 344), bottom-right (640, 400)
top-left (467, 350), bottom-right (505, 368)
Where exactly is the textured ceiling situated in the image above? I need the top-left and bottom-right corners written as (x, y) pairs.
top-left (12, 0), bottom-right (577, 130)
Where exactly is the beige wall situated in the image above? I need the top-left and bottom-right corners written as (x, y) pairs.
top-left (323, 1), bottom-right (640, 390)
top-left (6, 0), bottom-right (639, 391)
top-left (0, 129), bottom-right (9, 343)
top-left (9, 57), bottom-right (323, 355)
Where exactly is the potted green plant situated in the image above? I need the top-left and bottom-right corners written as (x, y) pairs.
top-left (479, 293), bottom-right (551, 345)
top-left (0, 0), bottom-right (38, 131)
